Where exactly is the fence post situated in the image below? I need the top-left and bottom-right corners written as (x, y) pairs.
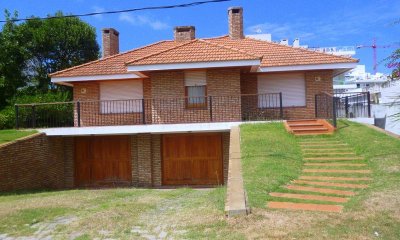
top-left (279, 92), bottom-right (283, 119)
top-left (367, 91), bottom-right (371, 118)
top-left (209, 96), bottom-right (213, 122)
top-left (332, 96), bottom-right (337, 128)
top-left (345, 96), bottom-right (349, 118)
top-left (142, 99), bottom-right (146, 124)
top-left (77, 101), bottom-right (81, 127)
top-left (15, 105), bottom-right (19, 129)
top-left (314, 94), bottom-right (318, 118)
top-left (32, 104), bottom-right (36, 128)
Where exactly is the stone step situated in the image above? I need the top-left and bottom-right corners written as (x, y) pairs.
top-left (303, 169), bottom-right (371, 174)
top-left (267, 201), bottom-right (343, 212)
top-left (303, 152), bottom-right (356, 156)
top-left (289, 123), bottom-right (324, 127)
top-left (301, 144), bottom-right (348, 147)
top-left (300, 141), bottom-right (342, 144)
top-left (304, 157), bottom-right (363, 161)
top-left (293, 180), bottom-right (369, 189)
top-left (304, 163), bottom-right (367, 167)
top-left (299, 176), bottom-right (372, 181)
top-left (286, 185), bottom-right (355, 196)
top-left (302, 148), bottom-right (354, 151)
top-left (269, 192), bottom-right (349, 203)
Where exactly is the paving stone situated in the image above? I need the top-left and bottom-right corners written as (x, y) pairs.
top-left (293, 180), bottom-right (369, 188)
top-left (304, 157), bottom-right (364, 161)
top-left (304, 163), bottom-right (366, 167)
top-left (303, 169), bottom-right (371, 173)
top-left (286, 185), bottom-right (356, 196)
top-left (269, 192), bottom-right (349, 203)
top-left (303, 152), bottom-right (356, 155)
top-left (267, 201), bottom-right (343, 212)
top-left (299, 176), bottom-right (372, 181)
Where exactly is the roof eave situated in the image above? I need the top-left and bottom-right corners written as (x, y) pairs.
top-left (258, 62), bottom-right (358, 76)
top-left (51, 73), bottom-right (145, 83)
top-left (126, 59), bottom-right (261, 72)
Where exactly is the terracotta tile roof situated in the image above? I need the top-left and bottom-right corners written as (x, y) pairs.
top-left (126, 39), bottom-right (261, 66)
top-left (208, 36), bottom-right (358, 67)
top-left (50, 35), bottom-right (358, 78)
top-left (49, 40), bottom-right (180, 77)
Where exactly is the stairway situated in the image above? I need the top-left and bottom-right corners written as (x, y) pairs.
top-left (284, 119), bottom-right (334, 136)
top-left (267, 138), bottom-right (372, 213)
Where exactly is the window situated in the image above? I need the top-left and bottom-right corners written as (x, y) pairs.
top-left (257, 73), bottom-right (306, 107)
top-left (185, 70), bottom-right (207, 108)
top-left (100, 80), bottom-right (143, 114)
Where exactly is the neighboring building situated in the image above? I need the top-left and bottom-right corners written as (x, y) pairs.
top-left (23, 7), bottom-right (358, 188)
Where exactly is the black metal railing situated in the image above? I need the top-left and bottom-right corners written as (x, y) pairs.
top-left (315, 91), bottom-right (371, 128)
top-left (15, 93), bottom-right (283, 129)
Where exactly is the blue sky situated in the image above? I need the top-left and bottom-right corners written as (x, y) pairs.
top-left (1, 0), bottom-right (399, 73)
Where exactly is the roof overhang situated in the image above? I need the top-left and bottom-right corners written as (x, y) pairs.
top-left (258, 62), bottom-right (358, 76)
top-left (51, 73), bottom-right (144, 85)
top-left (126, 59), bottom-right (261, 72)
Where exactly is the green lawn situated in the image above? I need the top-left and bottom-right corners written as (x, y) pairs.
top-left (0, 121), bottom-right (399, 239)
top-left (0, 129), bottom-right (37, 145)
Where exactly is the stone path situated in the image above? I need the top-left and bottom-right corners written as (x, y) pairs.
top-left (267, 138), bottom-right (372, 213)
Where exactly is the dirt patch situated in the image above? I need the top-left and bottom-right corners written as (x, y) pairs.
top-left (363, 189), bottom-right (400, 220)
top-left (228, 208), bottom-right (331, 239)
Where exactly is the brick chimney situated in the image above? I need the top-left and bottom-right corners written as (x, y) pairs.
top-left (102, 28), bottom-right (119, 58)
top-left (174, 26), bottom-right (195, 41)
top-left (228, 7), bottom-right (244, 39)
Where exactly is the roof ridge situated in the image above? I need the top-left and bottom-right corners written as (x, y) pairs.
top-left (49, 40), bottom-right (172, 77)
top-left (125, 40), bottom-right (197, 65)
top-left (243, 37), bottom-right (358, 62)
top-left (201, 34), bottom-right (229, 40)
top-left (198, 39), bottom-right (262, 59)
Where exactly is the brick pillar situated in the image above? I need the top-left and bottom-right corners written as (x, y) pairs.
top-left (151, 135), bottom-right (162, 187)
top-left (102, 28), bottom-right (119, 58)
top-left (137, 134), bottom-right (152, 187)
top-left (131, 135), bottom-right (139, 186)
top-left (222, 132), bottom-right (230, 185)
top-left (228, 7), bottom-right (244, 39)
top-left (63, 137), bottom-right (75, 188)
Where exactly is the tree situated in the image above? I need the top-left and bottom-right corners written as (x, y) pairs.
top-left (0, 10), bottom-right (100, 108)
top-left (19, 11), bottom-right (100, 91)
top-left (0, 10), bottom-right (29, 108)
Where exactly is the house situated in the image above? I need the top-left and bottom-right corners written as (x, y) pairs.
top-left (17, 7), bottom-right (358, 189)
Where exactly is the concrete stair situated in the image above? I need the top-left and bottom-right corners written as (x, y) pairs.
top-left (284, 119), bottom-right (334, 136)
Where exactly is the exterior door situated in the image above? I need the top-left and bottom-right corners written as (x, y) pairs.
top-left (75, 136), bottom-right (131, 187)
top-left (162, 133), bottom-right (223, 185)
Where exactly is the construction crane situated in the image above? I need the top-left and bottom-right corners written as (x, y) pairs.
top-left (356, 38), bottom-right (400, 74)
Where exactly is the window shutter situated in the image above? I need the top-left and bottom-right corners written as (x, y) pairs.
top-left (100, 80), bottom-right (143, 113)
top-left (257, 73), bottom-right (306, 107)
top-left (184, 70), bottom-right (206, 86)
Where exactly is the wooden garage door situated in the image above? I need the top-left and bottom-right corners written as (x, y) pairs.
top-left (75, 136), bottom-right (131, 187)
top-left (162, 133), bottom-right (223, 185)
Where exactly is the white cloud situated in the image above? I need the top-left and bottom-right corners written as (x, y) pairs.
top-left (91, 6), bottom-right (105, 20)
top-left (118, 13), bottom-right (169, 30)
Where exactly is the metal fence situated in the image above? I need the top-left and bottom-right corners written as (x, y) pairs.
top-left (15, 93), bottom-right (283, 129)
top-left (315, 91), bottom-right (371, 128)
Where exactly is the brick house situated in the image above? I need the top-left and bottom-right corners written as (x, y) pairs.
top-left (22, 7), bottom-right (357, 189)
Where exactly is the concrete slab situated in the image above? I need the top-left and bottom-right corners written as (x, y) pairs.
top-left (224, 126), bottom-right (249, 217)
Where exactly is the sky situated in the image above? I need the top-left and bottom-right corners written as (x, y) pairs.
top-left (1, 0), bottom-right (399, 74)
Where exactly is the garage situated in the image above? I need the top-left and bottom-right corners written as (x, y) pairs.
top-left (162, 133), bottom-right (223, 186)
top-left (74, 136), bottom-right (132, 187)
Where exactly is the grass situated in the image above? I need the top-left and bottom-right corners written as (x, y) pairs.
top-left (0, 129), bottom-right (37, 145)
top-left (0, 120), bottom-right (399, 239)
top-left (239, 120), bottom-right (400, 239)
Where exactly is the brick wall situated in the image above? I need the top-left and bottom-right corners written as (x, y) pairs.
top-left (0, 133), bottom-right (74, 191)
top-left (240, 70), bottom-right (333, 120)
top-left (73, 80), bottom-right (148, 126)
top-left (102, 28), bottom-right (119, 58)
top-left (222, 132), bottom-right (230, 184)
top-left (150, 69), bottom-right (242, 123)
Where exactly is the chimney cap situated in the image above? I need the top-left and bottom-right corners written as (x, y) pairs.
top-left (174, 26), bottom-right (195, 31)
top-left (228, 6), bottom-right (243, 12)
top-left (102, 28), bottom-right (119, 36)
